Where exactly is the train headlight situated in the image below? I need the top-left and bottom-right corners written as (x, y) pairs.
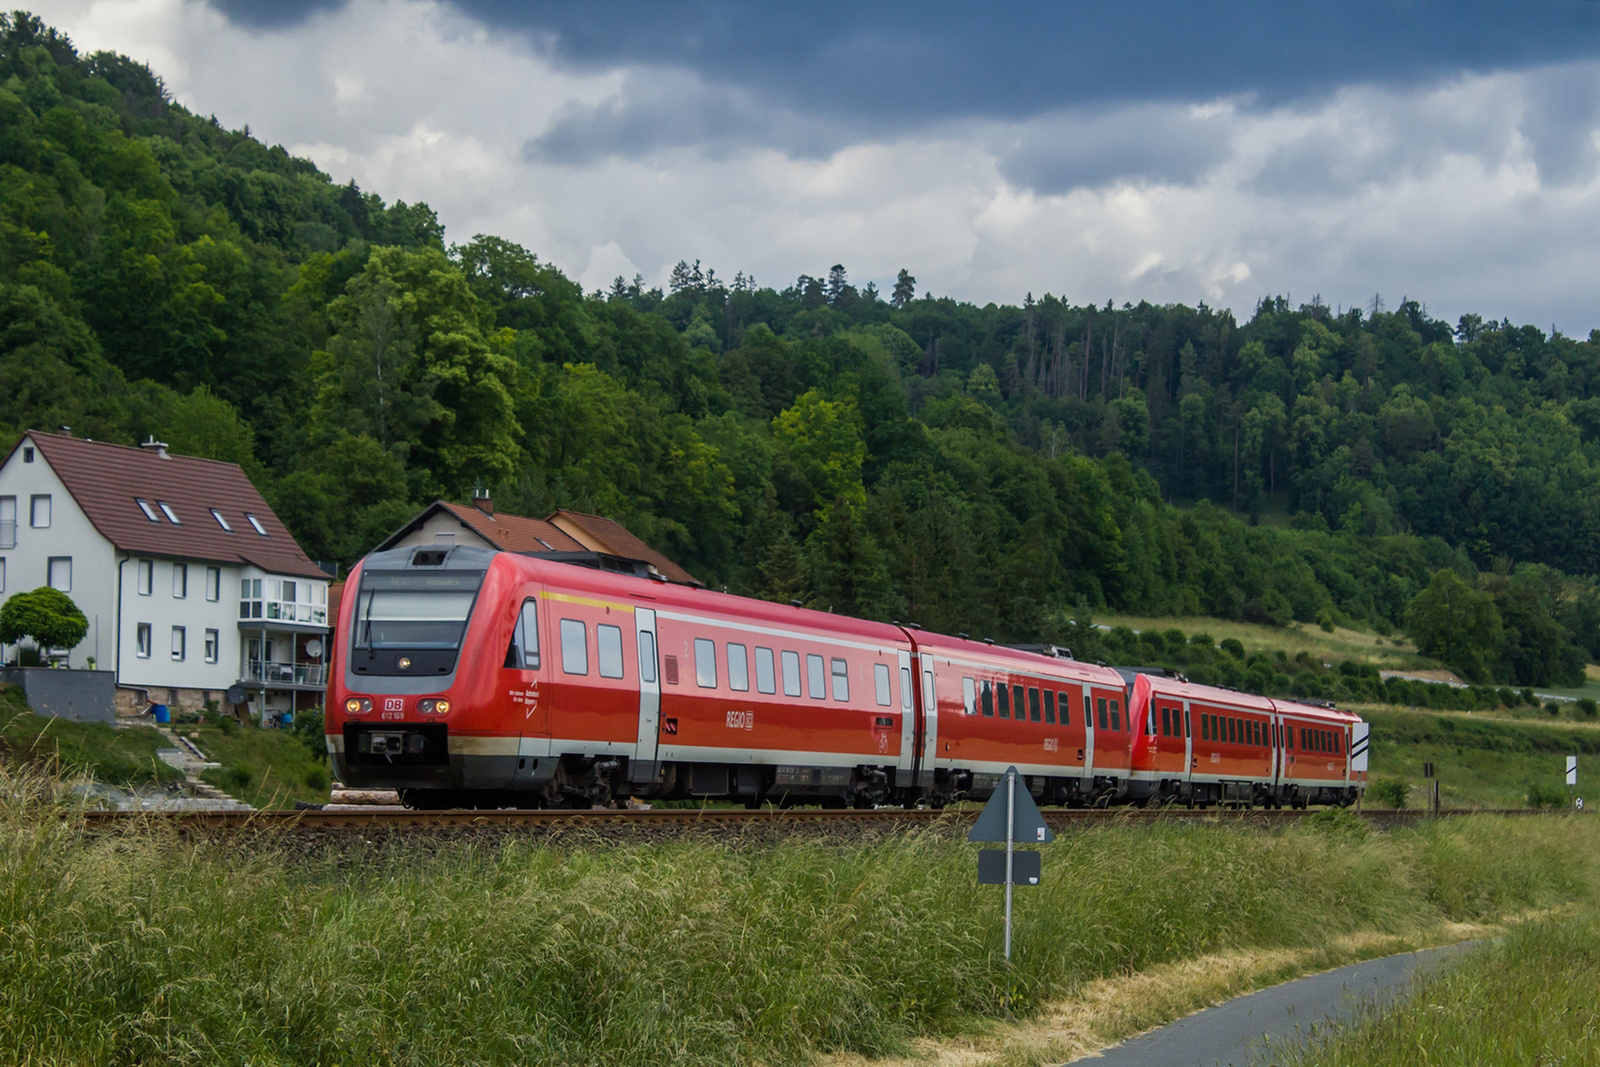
top-left (344, 697), bottom-right (373, 714)
top-left (397, 656), bottom-right (412, 670)
top-left (434, 699), bottom-right (450, 715)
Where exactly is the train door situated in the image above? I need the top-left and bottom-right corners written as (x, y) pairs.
top-left (1082, 690), bottom-right (1095, 780)
top-left (1182, 700), bottom-right (1193, 785)
top-left (896, 649), bottom-right (917, 785)
top-left (919, 658), bottom-right (939, 787)
top-left (629, 607), bottom-right (661, 785)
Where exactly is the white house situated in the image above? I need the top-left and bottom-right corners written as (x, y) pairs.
top-left (0, 430), bottom-right (331, 719)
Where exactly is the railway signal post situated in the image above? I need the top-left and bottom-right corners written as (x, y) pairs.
top-left (969, 766), bottom-right (1054, 963)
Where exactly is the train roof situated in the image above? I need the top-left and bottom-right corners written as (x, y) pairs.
top-left (913, 631), bottom-right (1127, 685)
top-left (1130, 671), bottom-right (1279, 712)
top-left (1269, 697), bottom-right (1364, 725)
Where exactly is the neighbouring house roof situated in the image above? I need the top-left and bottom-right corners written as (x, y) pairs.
top-left (374, 500), bottom-right (700, 586)
top-left (14, 431), bottom-right (327, 580)
top-left (548, 508), bottom-right (701, 586)
top-left (437, 502), bottom-right (587, 554)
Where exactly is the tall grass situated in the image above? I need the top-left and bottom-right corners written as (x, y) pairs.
top-left (1288, 909), bottom-right (1600, 1066)
top-left (0, 771), bottom-right (1595, 1066)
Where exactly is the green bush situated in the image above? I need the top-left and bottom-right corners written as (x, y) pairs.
top-left (1526, 781), bottom-right (1569, 809)
top-left (1369, 777), bottom-right (1411, 809)
top-left (1220, 638), bottom-right (1245, 659)
top-left (1579, 698), bottom-right (1598, 719)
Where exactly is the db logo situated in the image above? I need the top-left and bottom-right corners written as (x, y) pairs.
top-left (384, 698), bottom-right (403, 712)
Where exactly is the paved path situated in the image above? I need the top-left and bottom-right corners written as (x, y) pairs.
top-left (1065, 942), bottom-right (1475, 1067)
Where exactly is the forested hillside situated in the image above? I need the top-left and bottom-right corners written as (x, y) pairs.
top-left (4, 12), bottom-right (1599, 686)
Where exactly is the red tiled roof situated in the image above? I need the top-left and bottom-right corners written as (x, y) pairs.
top-left (435, 502), bottom-right (585, 553)
top-left (17, 432), bottom-right (327, 580)
top-left (548, 508), bottom-right (700, 586)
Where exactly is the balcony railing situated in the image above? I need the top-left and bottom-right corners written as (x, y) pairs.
top-left (0, 521), bottom-right (13, 549)
top-left (239, 600), bottom-right (328, 625)
top-left (244, 661), bottom-right (328, 687)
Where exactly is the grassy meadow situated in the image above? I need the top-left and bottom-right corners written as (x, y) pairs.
top-left (1, 766), bottom-right (1596, 1066)
top-left (1361, 707), bottom-right (1600, 809)
top-left (1093, 614), bottom-right (1430, 671)
top-left (1286, 909), bottom-right (1600, 1067)
top-left (0, 690), bottom-right (182, 789)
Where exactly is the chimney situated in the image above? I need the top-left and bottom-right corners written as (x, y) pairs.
top-left (471, 487), bottom-right (493, 516)
top-left (140, 436), bottom-right (170, 458)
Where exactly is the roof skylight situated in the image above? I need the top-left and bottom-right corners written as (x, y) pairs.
top-left (135, 499), bottom-right (160, 522)
top-left (157, 502), bottom-right (180, 524)
top-left (245, 513), bottom-right (267, 536)
top-left (210, 508), bottom-right (232, 531)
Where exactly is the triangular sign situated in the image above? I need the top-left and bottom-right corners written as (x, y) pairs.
top-left (967, 767), bottom-right (1055, 843)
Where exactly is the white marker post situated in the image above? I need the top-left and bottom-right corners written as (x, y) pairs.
top-left (1569, 755), bottom-right (1578, 808)
top-left (1004, 768), bottom-right (1015, 961)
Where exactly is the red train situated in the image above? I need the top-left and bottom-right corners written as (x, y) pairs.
top-left (327, 544), bottom-right (1368, 809)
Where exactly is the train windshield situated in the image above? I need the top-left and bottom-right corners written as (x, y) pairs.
top-left (352, 570), bottom-right (485, 651)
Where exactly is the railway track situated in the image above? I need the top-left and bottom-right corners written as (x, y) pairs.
top-left (75, 805), bottom-right (1550, 834)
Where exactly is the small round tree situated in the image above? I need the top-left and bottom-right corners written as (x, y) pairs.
top-left (0, 587), bottom-right (89, 661)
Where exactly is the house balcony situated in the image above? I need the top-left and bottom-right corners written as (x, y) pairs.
top-left (238, 598), bottom-right (329, 630)
top-left (241, 660), bottom-right (328, 691)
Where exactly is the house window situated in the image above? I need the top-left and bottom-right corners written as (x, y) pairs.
top-left (597, 624), bottom-right (624, 679)
top-left (171, 626), bottom-right (186, 661)
top-left (694, 637), bottom-right (717, 688)
top-left (245, 513), bottom-right (267, 536)
top-left (205, 567), bottom-right (220, 602)
top-left (136, 623), bottom-right (151, 658)
top-left (22, 447), bottom-right (32, 462)
top-left (0, 557), bottom-right (5, 592)
top-left (136, 499), bottom-right (160, 522)
top-left (210, 509), bottom-right (231, 531)
top-left (157, 502), bottom-right (180, 524)
top-left (29, 494), bottom-right (50, 528)
top-left (137, 560), bottom-right (153, 595)
top-left (172, 563), bottom-right (187, 598)
top-left (830, 658), bottom-right (849, 702)
top-left (0, 496), bottom-right (13, 548)
top-left (559, 619), bottom-right (587, 675)
top-left (204, 629), bottom-right (219, 663)
top-left (728, 643), bottom-right (750, 692)
top-left (755, 647), bottom-right (776, 694)
top-left (877, 664), bottom-right (894, 707)
top-left (47, 556), bottom-right (70, 591)
top-left (806, 653), bottom-right (825, 699)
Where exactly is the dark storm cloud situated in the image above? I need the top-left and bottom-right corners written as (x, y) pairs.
top-left (997, 106), bottom-right (1234, 192)
top-left (210, 1), bottom-right (1600, 121)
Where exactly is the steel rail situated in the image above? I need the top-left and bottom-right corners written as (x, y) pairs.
top-left (73, 806), bottom-right (1551, 833)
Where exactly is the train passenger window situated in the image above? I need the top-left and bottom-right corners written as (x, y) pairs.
top-left (729, 643), bottom-right (750, 692)
top-left (1096, 697), bottom-right (1108, 730)
top-left (877, 664), bottom-right (894, 707)
top-left (755, 647), bottom-right (776, 693)
top-left (694, 638), bottom-right (718, 688)
top-left (1163, 707), bottom-right (1173, 737)
top-left (1043, 689), bottom-right (1056, 724)
top-left (982, 680), bottom-right (994, 717)
top-left (1201, 714), bottom-right (1210, 741)
top-left (998, 684), bottom-right (1010, 719)
top-left (1029, 687), bottom-right (1041, 722)
top-left (962, 676), bottom-right (976, 715)
top-left (1110, 699), bottom-right (1121, 731)
top-left (1226, 717), bottom-right (1235, 744)
top-left (1337, 732), bottom-right (1343, 755)
top-left (638, 630), bottom-right (657, 683)
top-left (1058, 691), bottom-right (1072, 726)
top-left (782, 651), bottom-right (802, 696)
top-left (505, 598), bottom-right (540, 669)
top-left (901, 666), bottom-right (913, 710)
top-left (807, 654), bottom-right (826, 699)
top-left (831, 658), bottom-right (850, 701)
top-left (597, 624), bottom-right (625, 679)
top-left (560, 619), bottom-right (588, 675)
top-left (1013, 686), bottom-right (1026, 726)
top-left (1184, 711), bottom-right (1191, 738)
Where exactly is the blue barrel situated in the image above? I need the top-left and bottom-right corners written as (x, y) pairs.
top-left (152, 704), bottom-right (170, 723)
top-left (280, 711), bottom-right (294, 726)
